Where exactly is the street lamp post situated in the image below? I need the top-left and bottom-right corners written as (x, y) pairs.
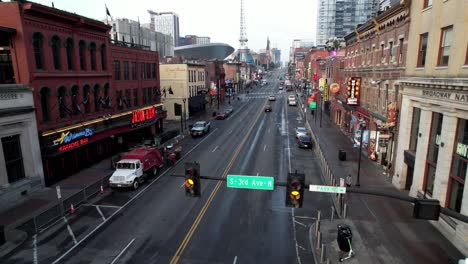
top-left (356, 120), bottom-right (366, 187)
top-left (183, 98), bottom-right (187, 130)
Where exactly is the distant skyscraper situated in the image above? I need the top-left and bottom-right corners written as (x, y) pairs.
top-left (148, 11), bottom-right (180, 47)
top-left (316, 0), bottom-right (379, 45)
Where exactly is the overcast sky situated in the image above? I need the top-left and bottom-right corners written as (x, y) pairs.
top-left (28, 0), bottom-right (317, 61)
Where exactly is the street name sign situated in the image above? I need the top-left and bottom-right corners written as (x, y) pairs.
top-left (309, 184), bottom-right (346, 194)
top-left (227, 175), bottom-right (274, 190)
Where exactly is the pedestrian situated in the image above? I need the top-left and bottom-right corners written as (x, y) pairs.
top-left (346, 174), bottom-right (352, 187)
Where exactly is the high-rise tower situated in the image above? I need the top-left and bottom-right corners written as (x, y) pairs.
top-left (239, 0), bottom-right (248, 49)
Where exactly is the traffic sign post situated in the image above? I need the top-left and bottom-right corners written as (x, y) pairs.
top-left (227, 175), bottom-right (274, 190)
top-left (309, 184), bottom-right (346, 194)
top-left (309, 102), bottom-right (317, 109)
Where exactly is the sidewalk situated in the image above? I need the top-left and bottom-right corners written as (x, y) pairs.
top-left (303, 103), bottom-right (465, 263)
top-left (0, 93), bottom-right (243, 257)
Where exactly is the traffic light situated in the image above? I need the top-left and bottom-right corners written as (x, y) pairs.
top-left (184, 162), bottom-right (200, 197)
top-left (285, 172), bottom-right (305, 208)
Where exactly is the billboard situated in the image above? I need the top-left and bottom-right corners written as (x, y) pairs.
top-left (346, 77), bottom-right (361, 105)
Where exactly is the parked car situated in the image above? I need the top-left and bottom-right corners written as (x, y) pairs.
top-left (224, 106), bottom-right (234, 115)
top-left (216, 111), bottom-right (228, 120)
top-left (268, 95), bottom-right (276, 101)
top-left (298, 135), bottom-right (313, 149)
top-left (265, 104), bottom-right (272, 112)
top-left (191, 121), bottom-right (211, 137)
top-left (295, 127), bottom-right (308, 138)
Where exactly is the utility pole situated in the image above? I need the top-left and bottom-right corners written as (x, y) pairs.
top-left (183, 98), bottom-right (187, 130)
top-left (356, 120), bottom-right (366, 187)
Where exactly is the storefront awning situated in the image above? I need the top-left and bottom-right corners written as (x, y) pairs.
top-left (370, 111), bottom-right (387, 122)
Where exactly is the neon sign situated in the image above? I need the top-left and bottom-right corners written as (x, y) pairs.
top-left (53, 128), bottom-right (93, 145)
top-left (346, 77), bottom-right (361, 105)
top-left (58, 138), bottom-right (89, 152)
top-left (132, 107), bottom-right (156, 124)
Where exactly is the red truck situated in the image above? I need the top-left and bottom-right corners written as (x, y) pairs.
top-left (109, 146), bottom-right (165, 190)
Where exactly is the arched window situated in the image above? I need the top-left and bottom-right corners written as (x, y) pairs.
top-left (65, 38), bottom-right (74, 70)
top-left (100, 44), bottom-right (107, 70)
top-left (79, 40), bottom-right (86, 70)
top-left (57, 86), bottom-right (68, 118)
top-left (39, 87), bottom-right (50, 122)
top-left (32, 32), bottom-right (44, 70)
top-left (82, 85), bottom-right (91, 113)
top-left (71, 85), bottom-right (80, 115)
top-left (51, 35), bottom-right (61, 70)
top-left (89, 42), bottom-right (97, 70)
top-left (103, 83), bottom-right (110, 108)
top-left (93, 84), bottom-right (101, 112)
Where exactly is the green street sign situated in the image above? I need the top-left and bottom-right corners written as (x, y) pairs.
top-left (309, 184), bottom-right (346, 194)
top-left (309, 102), bottom-right (317, 109)
top-left (227, 175), bottom-right (274, 190)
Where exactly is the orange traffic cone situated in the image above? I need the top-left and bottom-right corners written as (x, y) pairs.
top-left (70, 203), bottom-right (75, 214)
top-left (99, 185), bottom-right (104, 194)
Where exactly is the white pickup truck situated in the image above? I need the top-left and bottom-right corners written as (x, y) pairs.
top-left (190, 121), bottom-right (211, 137)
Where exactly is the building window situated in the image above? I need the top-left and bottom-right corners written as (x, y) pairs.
top-left (409, 107), bottom-right (421, 152)
top-left (39, 87), bottom-right (50, 122)
top-left (423, 0), bottom-right (433, 8)
top-left (89, 42), bottom-right (97, 70)
top-left (146, 63), bottom-right (151, 79)
top-left (32, 32), bottom-right (44, 70)
top-left (51, 35), bottom-right (61, 70)
top-left (148, 87), bottom-right (152, 103)
top-left (93, 84), bottom-right (101, 112)
top-left (103, 83), bottom-right (110, 108)
top-left (2, 135), bottom-right (25, 184)
top-left (132, 62), bottom-right (137, 80)
top-left (152, 63), bottom-right (156, 79)
top-left (141, 63), bottom-right (145, 79)
top-left (424, 112), bottom-right (444, 196)
top-left (117, 90), bottom-right (123, 110)
top-left (133, 88), bottom-right (138, 107)
top-left (142, 87), bottom-right (147, 104)
top-left (417, 33), bottom-right (429, 67)
top-left (398, 38), bottom-right (404, 62)
top-left (71, 85), bottom-right (80, 115)
top-left (123, 61), bottom-right (129, 80)
top-left (57, 86), bottom-right (68, 118)
top-left (83, 85), bottom-right (91, 113)
top-left (65, 38), bottom-right (74, 70)
top-left (125, 89), bottom-right (131, 108)
top-left (438, 26), bottom-right (453, 66)
top-left (100, 44), bottom-right (107, 70)
top-left (448, 119), bottom-right (467, 212)
top-left (114, 60), bottom-right (121, 80)
top-left (79, 40), bottom-right (87, 70)
top-left (389, 41), bottom-right (394, 61)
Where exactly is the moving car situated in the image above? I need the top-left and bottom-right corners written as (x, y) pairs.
top-left (191, 121), bottom-right (211, 137)
top-left (216, 111), bottom-right (228, 120)
top-left (288, 98), bottom-right (297, 106)
top-left (265, 104), bottom-right (272, 112)
top-left (268, 95), bottom-right (276, 101)
top-left (224, 106), bottom-right (234, 115)
top-left (295, 127), bottom-right (308, 138)
top-left (298, 135), bottom-right (313, 149)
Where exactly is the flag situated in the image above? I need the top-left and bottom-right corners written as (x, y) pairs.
top-left (52, 2), bottom-right (55, 8)
top-left (106, 5), bottom-right (111, 17)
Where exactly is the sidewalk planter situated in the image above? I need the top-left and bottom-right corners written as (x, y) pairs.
top-left (339, 150), bottom-right (347, 161)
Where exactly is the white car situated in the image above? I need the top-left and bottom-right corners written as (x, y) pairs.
top-left (268, 95), bottom-right (276, 101)
top-left (288, 99), bottom-right (297, 106)
top-left (295, 127), bottom-right (308, 138)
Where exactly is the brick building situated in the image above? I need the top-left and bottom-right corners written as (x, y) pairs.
top-left (0, 1), bottom-right (165, 186)
top-left (343, 1), bottom-right (410, 170)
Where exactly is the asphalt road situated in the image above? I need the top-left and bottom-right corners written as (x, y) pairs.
top-left (4, 70), bottom-right (334, 264)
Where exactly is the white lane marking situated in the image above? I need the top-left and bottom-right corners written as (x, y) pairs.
top-left (96, 206), bottom-right (106, 221)
top-left (110, 238), bottom-right (136, 264)
top-left (212, 145), bottom-right (219, 152)
top-left (90, 204), bottom-right (122, 209)
top-left (294, 216), bottom-right (317, 220)
top-left (292, 208), bottom-right (302, 264)
top-left (294, 219), bottom-right (307, 227)
top-left (179, 183), bottom-right (185, 188)
top-left (233, 256), bottom-right (238, 264)
top-left (63, 217), bottom-right (77, 245)
top-left (53, 129), bottom-right (218, 264)
top-left (33, 234), bottom-right (38, 264)
top-left (285, 99), bottom-right (292, 173)
top-left (264, 145), bottom-right (266, 151)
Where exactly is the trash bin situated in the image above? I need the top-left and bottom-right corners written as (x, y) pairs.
top-left (0, 225), bottom-right (5, 246)
top-left (338, 150), bottom-right (347, 161)
top-left (337, 224), bottom-right (352, 253)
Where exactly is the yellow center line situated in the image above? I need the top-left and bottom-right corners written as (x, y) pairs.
top-left (170, 98), bottom-right (269, 264)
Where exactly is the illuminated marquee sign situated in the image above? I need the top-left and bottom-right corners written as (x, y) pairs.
top-left (53, 128), bottom-right (93, 146)
top-left (346, 77), bottom-right (361, 105)
top-left (132, 107), bottom-right (156, 124)
top-left (58, 138), bottom-right (89, 152)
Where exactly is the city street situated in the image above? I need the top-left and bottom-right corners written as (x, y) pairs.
top-left (2, 71), bottom-right (330, 264)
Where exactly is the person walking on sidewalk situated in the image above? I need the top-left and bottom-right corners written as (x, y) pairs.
top-left (346, 174), bottom-right (352, 187)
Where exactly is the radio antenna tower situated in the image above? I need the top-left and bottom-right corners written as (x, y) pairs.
top-left (239, 0), bottom-right (248, 49)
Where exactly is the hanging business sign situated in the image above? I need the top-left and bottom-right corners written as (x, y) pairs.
top-left (53, 128), bottom-right (93, 146)
top-left (319, 78), bottom-right (325, 92)
top-left (323, 83), bottom-right (329, 101)
top-left (330, 83), bottom-right (340, 94)
top-left (346, 77), bottom-right (361, 105)
top-left (132, 107), bottom-right (156, 124)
